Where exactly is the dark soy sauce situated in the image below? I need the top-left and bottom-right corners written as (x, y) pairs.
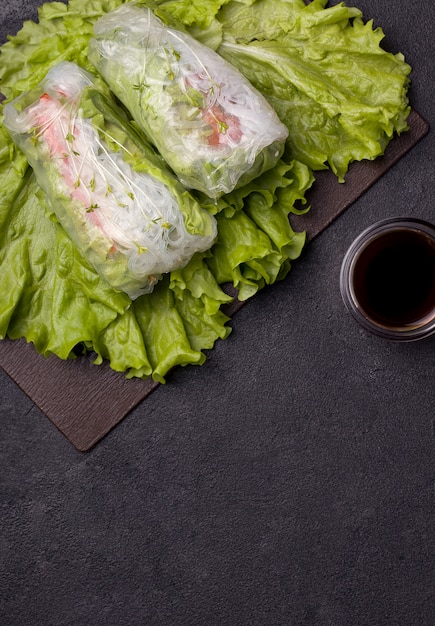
top-left (353, 229), bottom-right (435, 328)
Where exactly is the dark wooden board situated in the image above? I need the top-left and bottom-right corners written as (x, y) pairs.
top-left (0, 110), bottom-right (429, 451)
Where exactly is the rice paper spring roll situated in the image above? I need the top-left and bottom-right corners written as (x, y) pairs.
top-left (88, 3), bottom-right (289, 198)
top-left (3, 61), bottom-right (217, 300)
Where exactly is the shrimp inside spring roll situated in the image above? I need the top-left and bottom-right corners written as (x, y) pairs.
top-left (88, 3), bottom-right (289, 198)
top-left (3, 62), bottom-right (217, 299)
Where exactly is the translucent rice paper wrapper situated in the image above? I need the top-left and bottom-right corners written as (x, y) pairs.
top-left (3, 62), bottom-right (217, 300)
top-left (88, 3), bottom-right (289, 198)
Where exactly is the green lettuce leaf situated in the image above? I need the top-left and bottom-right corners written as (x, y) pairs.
top-left (205, 158), bottom-right (311, 299)
top-left (152, 0), bottom-right (232, 28)
top-left (170, 252), bottom-right (233, 350)
top-left (0, 1), bottom-right (111, 100)
top-left (132, 278), bottom-right (207, 384)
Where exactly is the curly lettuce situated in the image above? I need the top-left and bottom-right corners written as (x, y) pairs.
top-left (0, 0), bottom-right (411, 381)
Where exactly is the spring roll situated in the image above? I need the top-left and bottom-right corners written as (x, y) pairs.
top-left (88, 3), bottom-right (289, 198)
top-left (3, 61), bottom-right (217, 300)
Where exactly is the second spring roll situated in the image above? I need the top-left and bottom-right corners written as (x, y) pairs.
top-left (88, 3), bottom-right (289, 198)
top-left (3, 62), bottom-right (217, 299)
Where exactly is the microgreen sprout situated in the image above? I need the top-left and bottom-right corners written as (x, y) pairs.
top-left (132, 81), bottom-right (149, 93)
top-left (30, 128), bottom-right (41, 146)
top-left (218, 120), bottom-right (228, 134)
top-left (134, 242), bottom-right (148, 255)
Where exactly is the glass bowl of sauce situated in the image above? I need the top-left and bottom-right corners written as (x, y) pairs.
top-left (340, 217), bottom-right (435, 341)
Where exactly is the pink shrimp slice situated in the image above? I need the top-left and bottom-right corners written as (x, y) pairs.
top-left (184, 75), bottom-right (243, 146)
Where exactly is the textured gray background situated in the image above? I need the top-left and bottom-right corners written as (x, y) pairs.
top-left (1, 1), bottom-right (434, 625)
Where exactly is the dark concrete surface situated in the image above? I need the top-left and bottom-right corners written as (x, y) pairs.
top-left (0, 1), bottom-right (434, 625)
